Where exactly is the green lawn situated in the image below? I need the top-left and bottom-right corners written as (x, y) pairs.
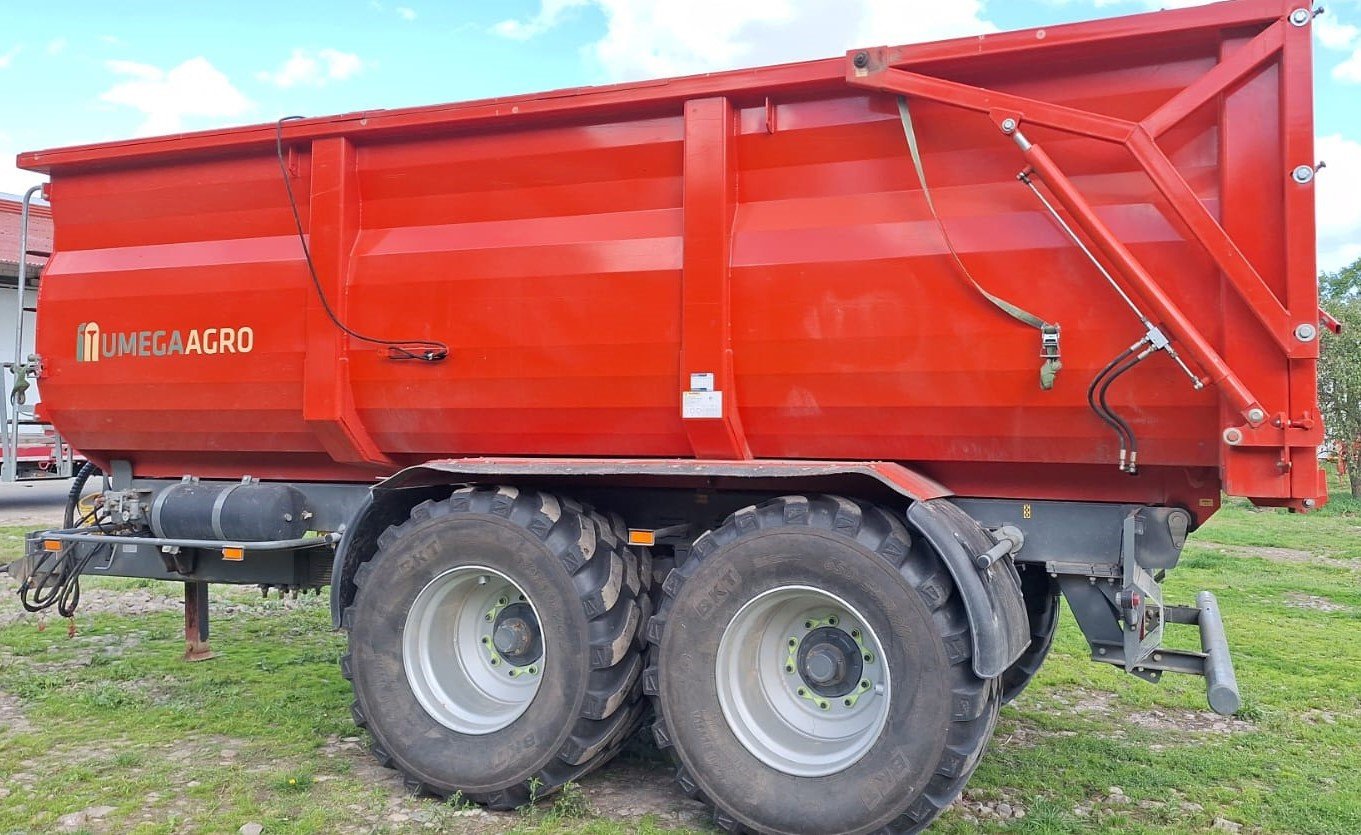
top-left (1, 486), bottom-right (1359, 833)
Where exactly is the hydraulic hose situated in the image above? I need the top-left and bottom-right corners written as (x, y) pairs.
top-left (1087, 347), bottom-right (1136, 466)
top-left (64, 462), bottom-right (100, 529)
top-left (1098, 351), bottom-right (1149, 473)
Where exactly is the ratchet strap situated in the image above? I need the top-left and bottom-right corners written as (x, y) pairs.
top-left (897, 96), bottom-right (1062, 390)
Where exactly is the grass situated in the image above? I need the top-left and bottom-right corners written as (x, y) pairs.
top-left (2, 477), bottom-right (1360, 833)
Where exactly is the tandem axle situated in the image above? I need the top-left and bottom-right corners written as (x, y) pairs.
top-left (11, 469), bottom-right (1240, 718)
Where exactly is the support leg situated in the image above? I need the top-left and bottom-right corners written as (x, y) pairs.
top-left (184, 581), bottom-right (215, 661)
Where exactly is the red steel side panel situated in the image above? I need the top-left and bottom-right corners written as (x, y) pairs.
top-left (20, 0), bottom-right (1319, 513)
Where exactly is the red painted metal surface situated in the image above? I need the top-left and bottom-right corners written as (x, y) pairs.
top-left (18, 0), bottom-right (1324, 516)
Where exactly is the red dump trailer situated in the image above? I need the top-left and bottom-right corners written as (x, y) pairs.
top-left (10, 1), bottom-right (1325, 832)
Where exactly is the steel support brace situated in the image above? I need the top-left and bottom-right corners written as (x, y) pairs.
top-left (1016, 140), bottom-right (1260, 419)
top-left (680, 97), bottom-right (751, 459)
top-left (846, 10), bottom-right (1311, 432)
top-left (302, 136), bottom-right (393, 469)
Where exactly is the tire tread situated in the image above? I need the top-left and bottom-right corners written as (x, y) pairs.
top-left (647, 494), bottom-right (1000, 834)
top-left (343, 485), bottom-right (646, 809)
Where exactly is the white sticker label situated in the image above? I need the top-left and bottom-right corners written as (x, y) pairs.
top-left (682, 390), bottom-right (723, 419)
top-left (689, 372), bottom-right (715, 392)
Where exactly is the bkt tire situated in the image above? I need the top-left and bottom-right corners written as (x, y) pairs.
top-left (1000, 569), bottom-right (1061, 704)
top-left (342, 486), bottom-right (645, 808)
top-left (646, 495), bottom-right (999, 834)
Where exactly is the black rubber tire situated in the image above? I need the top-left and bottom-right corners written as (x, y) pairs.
top-left (999, 568), bottom-right (1061, 705)
top-left (341, 486), bottom-right (646, 808)
top-left (645, 495), bottom-right (1000, 835)
top-left (604, 511), bottom-right (654, 650)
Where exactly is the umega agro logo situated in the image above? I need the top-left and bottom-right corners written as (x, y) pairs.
top-left (76, 322), bottom-right (255, 362)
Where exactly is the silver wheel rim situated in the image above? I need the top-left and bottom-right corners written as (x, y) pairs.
top-left (715, 585), bottom-right (891, 777)
top-left (403, 565), bottom-right (545, 735)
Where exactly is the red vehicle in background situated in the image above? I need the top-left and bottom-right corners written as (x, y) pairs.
top-left (9, 2), bottom-right (1325, 831)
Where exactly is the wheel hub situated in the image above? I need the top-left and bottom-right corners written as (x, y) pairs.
top-left (716, 586), bottom-right (890, 777)
top-left (796, 626), bottom-right (862, 697)
top-left (491, 602), bottom-right (542, 665)
top-left (402, 566), bottom-right (545, 735)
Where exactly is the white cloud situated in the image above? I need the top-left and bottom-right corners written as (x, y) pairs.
top-left (45, 37), bottom-right (66, 56)
top-left (493, 0), bottom-right (584, 40)
top-left (1316, 14), bottom-right (1358, 50)
top-left (256, 48), bottom-right (366, 88)
top-left (370, 2), bottom-right (417, 23)
top-left (106, 58), bottom-right (161, 81)
top-left (494, 0), bottom-right (995, 81)
top-left (1335, 47), bottom-right (1361, 84)
top-left (1045, 0), bottom-right (1215, 7)
top-left (100, 57), bottom-right (253, 136)
top-left (1321, 5), bottom-right (1361, 81)
top-left (1102, 0), bottom-right (1216, 7)
top-left (0, 45), bottom-right (21, 69)
top-left (1317, 133), bottom-right (1361, 272)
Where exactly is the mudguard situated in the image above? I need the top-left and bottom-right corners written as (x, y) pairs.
top-left (907, 499), bottom-right (1030, 679)
top-left (329, 484), bottom-right (455, 628)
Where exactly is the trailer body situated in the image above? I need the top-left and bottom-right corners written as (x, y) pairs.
top-left (12, 2), bottom-right (1325, 833)
top-left (19, 3), bottom-right (1322, 515)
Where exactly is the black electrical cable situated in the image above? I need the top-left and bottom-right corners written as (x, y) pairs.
top-left (274, 116), bottom-right (448, 362)
top-left (1099, 351), bottom-right (1148, 473)
top-left (1087, 347), bottom-right (1136, 460)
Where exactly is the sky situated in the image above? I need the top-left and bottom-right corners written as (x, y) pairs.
top-left (0, 0), bottom-right (1358, 271)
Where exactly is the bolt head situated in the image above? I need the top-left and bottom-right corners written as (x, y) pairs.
top-left (1303, 498), bottom-right (1317, 509)
top-left (1000, 118), bottom-right (1017, 133)
top-left (1223, 427), bottom-right (1244, 446)
top-left (1292, 164), bottom-right (1315, 184)
top-left (852, 51), bottom-right (869, 69)
top-left (1295, 322), bottom-right (1318, 342)
top-left (1289, 7), bottom-right (1310, 25)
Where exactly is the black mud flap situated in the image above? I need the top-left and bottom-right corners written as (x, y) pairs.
top-left (907, 499), bottom-right (1030, 679)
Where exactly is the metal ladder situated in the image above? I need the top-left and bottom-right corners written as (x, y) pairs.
top-left (2, 183), bottom-right (73, 483)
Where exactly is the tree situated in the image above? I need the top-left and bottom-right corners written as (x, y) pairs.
top-left (1317, 257), bottom-right (1361, 497)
